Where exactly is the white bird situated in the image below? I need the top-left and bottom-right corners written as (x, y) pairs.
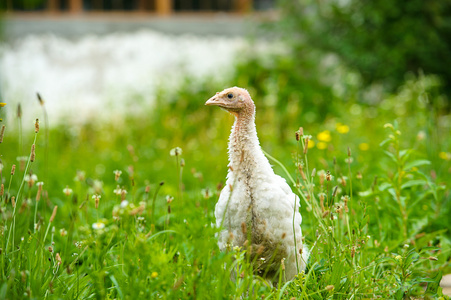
top-left (205, 87), bottom-right (309, 282)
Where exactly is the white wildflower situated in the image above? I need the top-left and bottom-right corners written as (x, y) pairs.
top-left (169, 147), bottom-right (182, 157)
top-left (93, 180), bottom-right (103, 193)
top-left (166, 195), bottom-right (174, 203)
top-left (113, 170), bottom-right (122, 181)
top-left (113, 185), bottom-right (122, 195)
top-left (92, 222), bottom-right (105, 230)
top-left (74, 170), bottom-right (86, 182)
top-left (201, 188), bottom-right (211, 199)
top-left (63, 186), bottom-right (73, 196)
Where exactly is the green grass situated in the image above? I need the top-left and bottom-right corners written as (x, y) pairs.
top-left (0, 69), bottom-right (450, 299)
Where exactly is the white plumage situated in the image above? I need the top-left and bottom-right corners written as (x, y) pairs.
top-left (205, 87), bottom-right (309, 282)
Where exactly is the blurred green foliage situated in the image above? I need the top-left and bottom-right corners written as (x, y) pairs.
top-left (277, 0), bottom-right (451, 101)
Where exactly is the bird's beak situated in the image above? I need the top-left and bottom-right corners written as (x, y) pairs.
top-left (205, 95), bottom-right (220, 106)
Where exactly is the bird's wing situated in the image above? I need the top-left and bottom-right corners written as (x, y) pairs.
top-left (253, 173), bottom-right (301, 215)
top-left (273, 174), bottom-right (295, 197)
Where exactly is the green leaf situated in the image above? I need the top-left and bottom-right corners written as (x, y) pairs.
top-left (384, 150), bottom-right (398, 163)
top-left (408, 218), bottom-right (429, 238)
top-left (388, 188), bottom-right (398, 201)
top-left (109, 275), bottom-right (123, 299)
top-left (419, 246), bottom-right (441, 253)
top-left (358, 189), bottom-right (373, 197)
top-left (379, 138), bottom-right (392, 147)
top-left (425, 271), bottom-right (442, 295)
top-left (401, 180), bottom-right (427, 190)
top-left (378, 182), bottom-right (392, 191)
top-left (359, 214), bottom-right (370, 229)
top-left (376, 256), bottom-right (397, 265)
top-left (394, 287), bottom-right (404, 300)
top-left (403, 159), bottom-right (431, 171)
top-left (399, 149), bottom-right (412, 161)
top-left (403, 249), bottom-right (419, 268)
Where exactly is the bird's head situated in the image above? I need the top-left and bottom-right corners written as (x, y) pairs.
top-left (205, 87), bottom-right (254, 117)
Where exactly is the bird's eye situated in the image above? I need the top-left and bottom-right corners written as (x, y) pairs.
top-left (227, 93), bottom-right (233, 99)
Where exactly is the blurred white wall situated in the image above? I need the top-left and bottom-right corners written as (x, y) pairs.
top-left (0, 29), bottom-right (248, 126)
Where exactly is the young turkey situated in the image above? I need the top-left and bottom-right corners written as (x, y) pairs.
top-left (205, 87), bottom-right (309, 282)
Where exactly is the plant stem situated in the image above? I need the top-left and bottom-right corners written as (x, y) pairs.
top-left (151, 183), bottom-right (163, 226)
top-left (6, 132), bottom-right (38, 255)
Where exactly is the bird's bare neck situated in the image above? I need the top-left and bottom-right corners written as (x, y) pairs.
top-left (228, 113), bottom-right (261, 172)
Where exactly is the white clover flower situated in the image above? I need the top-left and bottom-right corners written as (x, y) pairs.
top-left (63, 186), bottom-right (73, 196)
top-left (92, 222), bottom-right (105, 230)
top-left (93, 180), bottom-right (103, 193)
top-left (113, 185), bottom-right (122, 195)
top-left (74, 170), bottom-right (86, 182)
top-left (113, 170), bottom-right (122, 181)
top-left (120, 200), bottom-right (129, 208)
top-left (201, 188), bottom-right (211, 199)
top-left (337, 176), bottom-right (348, 185)
top-left (344, 157), bottom-right (353, 164)
top-left (169, 147), bottom-right (182, 157)
top-left (24, 174), bottom-right (38, 187)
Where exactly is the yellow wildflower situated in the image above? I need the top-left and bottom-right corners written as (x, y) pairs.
top-left (0, 103), bottom-right (6, 107)
top-left (317, 142), bottom-right (328, 150)
top-left (439, 152), bottom-right (450, 160)
top-left (359, 143), bottom-right (369, 151)
top-left (336, 123), bottom-right (350, 134)
top-left (317, 130), bottom-right (331, 142)
top-left (308, 140), bottom-right (315, 149)
top-left (151, 272), bottom-right (158, 278)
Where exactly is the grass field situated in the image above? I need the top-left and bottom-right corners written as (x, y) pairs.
top-left (0, 62), bottom-right (450, 298)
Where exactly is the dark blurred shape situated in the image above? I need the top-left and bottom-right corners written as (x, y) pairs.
top-left (278, 0), bottom-right (451, 101)
top-left (1, 0), bottom-right (274, 13)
